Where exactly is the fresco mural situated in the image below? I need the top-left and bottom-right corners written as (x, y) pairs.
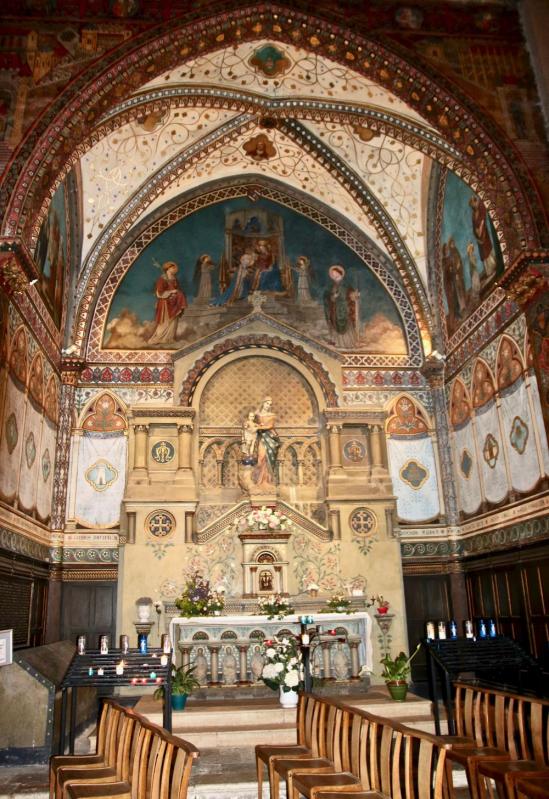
top-left (34, 181), bottom-right (68, 326)
top-left (441, 171), bottom-right (504, 338)
top-left (103, 197), bottom-right (407, 353)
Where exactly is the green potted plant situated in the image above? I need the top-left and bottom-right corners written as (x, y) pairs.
top-left (380, 644), bottom-right (421, 701)
top-left (154, 664), bottom-right (200, 711)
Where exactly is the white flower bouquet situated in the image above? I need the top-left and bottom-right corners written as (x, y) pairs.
top-left (261, 636), bottom-right (303, 693)
top-left (257, 593), bottom-right (295, 620)
top-left (234, 506), bottom-right (292, 533)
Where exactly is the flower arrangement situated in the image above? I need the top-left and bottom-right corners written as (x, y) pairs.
top-left (261, 636), bottom-right (303, 693)
top-left (175, 572), bottom-right (225, 617)
top-left (234, 506), bottom-right (292, 534)
top-left (366, 594), bottom-right (390, 614)
top-left (323, 594), bottom-right (353, 613)
top-left (257, 593), bottom-right (294, 620)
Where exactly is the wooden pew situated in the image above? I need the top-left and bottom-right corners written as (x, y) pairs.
top-left (292, 724), bottom-right (450, 799)
top-left (476, 696), bottom-right (549, 799)
top-left (443, 683), bottom-right (549, 799)
top-left (48, 701), bottom-right (199, 799)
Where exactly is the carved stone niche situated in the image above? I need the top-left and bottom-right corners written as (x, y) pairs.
top-left (239, 532), bottom-right (290, 597)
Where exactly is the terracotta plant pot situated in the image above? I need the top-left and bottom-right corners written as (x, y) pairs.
top-left (386, 680), bottom-right (408, 701)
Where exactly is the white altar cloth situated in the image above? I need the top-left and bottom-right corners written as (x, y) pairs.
top-left (169, 612), bottom-right (373, 672)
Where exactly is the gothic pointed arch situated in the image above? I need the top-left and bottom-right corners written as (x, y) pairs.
top-left (1, 3), bottom-right (542, 275)
top-left (496, 335), bottom-right (525, 392)
top-left (450, 378), bottom-right (472, 428)
top-left (80, 391), bottom-right (128, 432)
top-left (471, 359), bottom-right (496, 408)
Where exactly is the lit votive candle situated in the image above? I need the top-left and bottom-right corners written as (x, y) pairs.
top-left (97, 667), bottom-right (104, 676)
top-left (160, 654), bottom-right (168, 666)
top-left (149, 671), bottom-right (156, 679)
top-left (116, 662), bottom-right (124, 676)
top-left (301, 633), bottom-right (310, 645)
top-left (88, 667), bottom-right (94, 676)
top-left (131, 677), bottom-right (138, 685)
top-left (141, 677), bottom-right (147, 684)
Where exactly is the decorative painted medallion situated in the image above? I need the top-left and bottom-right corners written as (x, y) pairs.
top-left (42, 448), bottom-right (51, 481)
top-left (460, 449), bottom-right (473, 479)
top-left (243, 133), bottom-right (276, 161)
top-left (400, 459), bottom-right (428, 490)
top-left (84, 459), bottom-right (118, 491)
top-left (146, 510), bottom-right (175, 538)
top-left (25, 432), bottom-right (36, 468)
top-left (482, 434), bottom-right (499, 468)
top-left (349, 507), bottom-right (377, 557)
top-left (510, 416), bottom-right (528, 454)
top-left (5, 413), bottom-right (18, 454)
top-left (343, 439), bottom-right (366, 463)
top-left (151, 440), bottom-right (175, 464)
top-left (248, 44), bottom-right (291, 77)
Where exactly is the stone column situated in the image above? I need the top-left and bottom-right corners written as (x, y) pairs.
top-left (348, 636), bottom-right (361, 680)
top-left (328, 424), bottom-right (342, 469)
top-left (175, 422), bottom-right (196, 495)
top-left (370, 424), bottom-right (386, 473)
top-left (321, 641), bottom-right (333, 680)
top-left (177, 642), bottom-right (192, 670)
top-left (51, 358), bottom-right (83, 532)
top-left (237, 640), bottom-right (250, 684)
top-left (178, 423), bottom-right (193, 469)
top-left (208, 642), bottom-right (222, 685)
top-left (133, 424), bottom-right (148, 471)
top-left (420, 355), bottom-right (459, 526)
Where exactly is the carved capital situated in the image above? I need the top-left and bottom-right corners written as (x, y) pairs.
top-left (498, 251), bottom-right (549, 310)
top-left (420, 354), bottom-right (446, 389)
top-left (61, 357), bottom-right (85, 385)
top-left (0, 239), bottom-right (36, 296)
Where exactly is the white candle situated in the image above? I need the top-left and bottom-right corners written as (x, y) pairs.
top-left (160, 654), bottom-right (168, 666)
top-left (301, 634), bottom-right (310, 645)
top-left (98, 667), bottom-right (104, 676)
top-left (116, 662), bottom-right (124, 676)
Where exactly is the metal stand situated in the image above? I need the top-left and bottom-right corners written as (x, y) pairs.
top-left (59, 647), bottom-right (172, 754)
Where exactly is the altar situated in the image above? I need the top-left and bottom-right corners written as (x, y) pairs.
top-left (168, 612), bottom-right (373, 686)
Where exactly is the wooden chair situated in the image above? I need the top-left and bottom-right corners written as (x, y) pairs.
top-left (445, 684), bottom-right (519, 799)
top-left (50, 701), bottom-right (124, 799)
top-left (477, 698), bottom-right (549, 799)
top-left (271, 700), bottom-right (350, 799)
top-left (516, 777), bottom-right (549, 799)
top-left (287, 706), bottom-right (381, 799)
top-left (256, 693), bottom-right (320, 799)
top-left (65, 720), bottom-right (199, 799)
top-left (305, 725), bottom-right (450, 799)
top-left (54, 709), bottom-right (137, 799)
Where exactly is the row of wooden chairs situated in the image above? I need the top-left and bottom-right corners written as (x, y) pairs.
top-left (49, 699), bottom-right (199, 799)
top-left (256, 693), bottom-right (451, 799)
top-left (445, 681), bottom-right (549, 799)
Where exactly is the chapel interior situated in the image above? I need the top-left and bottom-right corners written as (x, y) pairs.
top-left (0, 0), bottom-right (548, 791)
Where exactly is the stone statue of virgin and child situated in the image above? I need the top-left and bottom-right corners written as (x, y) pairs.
top-left (239, 396), bottom-right (280, 495)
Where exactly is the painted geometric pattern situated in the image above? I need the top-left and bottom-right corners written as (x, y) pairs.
top-left (146, 510), bottom-right (175, 539)
top-left (25, 432), bottom-right (36, 468)
top-left (460, 449), bottom-right (473, 479)
top-left (349, 508), bottom-right (377, 557)
top-left (483, 433), bottom-right (499, 468)
top-left (510, 416), bottom-right (529, 455)
top-left (84, 459), bottom-right (118, 492)
top-left (42, 449), bottom-right (51, 481)
top-left (400, 459), bottom-right (428, 490)
top-left (302, 446), bottom-right (320, 486)
top-left (283, 447), bottom-right (298, 484)
top-left (222, 444), bottom-right (240, 487)
top-left (5, 413), bottom-right (18, 454)
top-left (199, 356), bottom-right (317, 427)
top-left (201, 445), bottom-right (218, 488)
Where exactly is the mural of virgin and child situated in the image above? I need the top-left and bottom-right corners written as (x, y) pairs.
top-left (213, 239), bottom-right (284, 306)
